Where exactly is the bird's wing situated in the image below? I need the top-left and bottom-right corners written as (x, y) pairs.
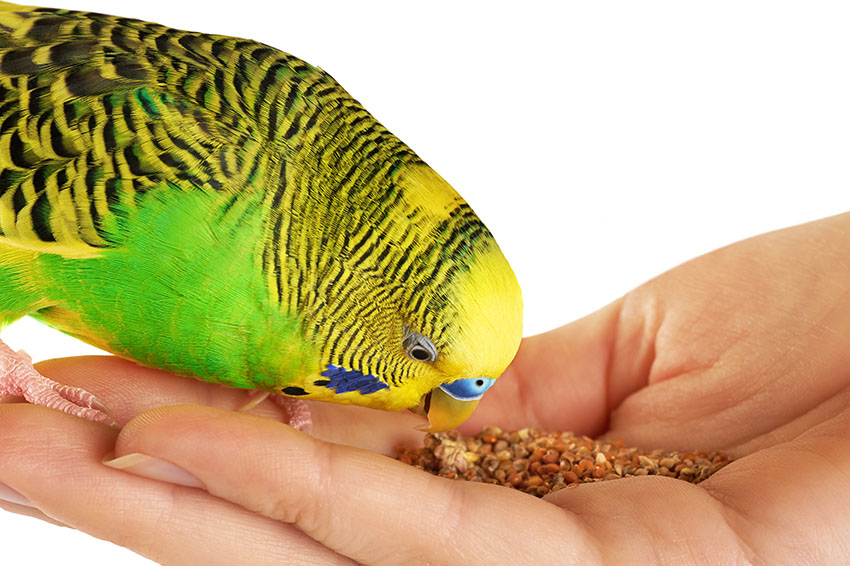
top-left (0, 4), bottom-right (313, 257)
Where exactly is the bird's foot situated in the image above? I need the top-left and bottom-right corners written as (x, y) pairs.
top-left (271, 395), bottom-right (313, 433)
top-left (238, 390), bottom-right (313, 433)
top-left (0, 340), bottom-right (116, 426)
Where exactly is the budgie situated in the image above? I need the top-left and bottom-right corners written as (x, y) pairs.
top-left (0, 2), bottom-right (522, 432)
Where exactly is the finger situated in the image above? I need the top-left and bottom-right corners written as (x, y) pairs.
top-left (114, 403), bottom-right (850, 565)
top-left (607, 214), bottom-right (850, 449)
top-left (0, 403), bottom-right (354, 566)
top-left (113, 404), bottom-right (597, 566)
top-left (33, 356), bottom-right (425, 455)
top-left (473, 214), bottom-right (850, 452)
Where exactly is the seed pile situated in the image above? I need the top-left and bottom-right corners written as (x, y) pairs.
top-left (396, 426), bottom-right (732, 497)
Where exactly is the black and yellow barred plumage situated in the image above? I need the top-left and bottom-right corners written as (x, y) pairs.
top-left (0, 2), bottom-right (522, 427)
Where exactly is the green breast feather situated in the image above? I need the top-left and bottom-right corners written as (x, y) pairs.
top-left (0, 2), bottom-right (523, 420)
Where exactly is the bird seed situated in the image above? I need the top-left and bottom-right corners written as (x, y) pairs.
top-left (395, 427), bottom-right (732, 497)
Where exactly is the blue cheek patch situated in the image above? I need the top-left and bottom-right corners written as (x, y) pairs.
top-left (319, 364), bottom-right (390, 395)
top-left (440, 377), bottom-right (496, 401)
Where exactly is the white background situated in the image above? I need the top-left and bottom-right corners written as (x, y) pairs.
top-left (2, 1), bottom-right (849, 564)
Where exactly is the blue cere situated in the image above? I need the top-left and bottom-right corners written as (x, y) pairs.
top-left (439, 377), bottom-right (495, 401)
top-left (321, 364), bottom-right (389, 395)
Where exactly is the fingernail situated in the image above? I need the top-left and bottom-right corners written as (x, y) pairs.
top-left (0, 481), bottom-right (33, 507)
top-left (103, 453), bottom-right (204, 489)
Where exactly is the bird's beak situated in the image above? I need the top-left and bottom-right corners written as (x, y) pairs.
top-left (414, 386), bottom-right (480, 432)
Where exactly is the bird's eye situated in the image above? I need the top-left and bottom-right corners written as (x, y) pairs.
top-left (409, 345), bottom-right (432, 361)
top-left (403, 328), bottom-right (438, 363)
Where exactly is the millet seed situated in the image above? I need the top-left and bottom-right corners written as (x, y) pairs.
top-left (396, 427), bottom-right (732, 498)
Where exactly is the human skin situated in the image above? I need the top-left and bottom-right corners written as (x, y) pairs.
top-left (2, 212), bottom-right (850, 564)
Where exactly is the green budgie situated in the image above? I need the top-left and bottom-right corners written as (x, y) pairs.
top-left (0, 2), bottom-right (522, 432)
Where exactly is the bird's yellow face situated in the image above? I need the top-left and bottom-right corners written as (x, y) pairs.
top-left (408, 246), bottom-right (523, 431)
top-left (279, 165), bottom-right (522, 430)
top-left (293, 243), bottom-right (522, 431)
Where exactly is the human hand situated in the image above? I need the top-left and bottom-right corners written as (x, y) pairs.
top-left (2, 213), bottom-right (850, 564)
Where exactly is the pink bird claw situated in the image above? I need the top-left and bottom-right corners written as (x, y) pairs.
top-left (240, 391), bottom-right (313, 433)
top-left (0, 340), bottom-right (116, 427)
top-left (48, 381), bottom-right (116, 425)
top-left (272, 395), bottom-right (313, 433)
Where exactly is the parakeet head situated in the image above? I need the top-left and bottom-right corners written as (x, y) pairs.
top-left (277, 163), bottom-right (522, 431)
top-left (405, 240), bottom-right (524, 432)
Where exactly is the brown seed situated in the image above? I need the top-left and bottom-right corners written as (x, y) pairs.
top-left (540, 463), bottom-right (560, 475)
top-left (507, 472), bottom-right (523, 486)
top-left (395, 428), bottom-right (732, 498)
top-left (542, 449), bottom-right (560, 464)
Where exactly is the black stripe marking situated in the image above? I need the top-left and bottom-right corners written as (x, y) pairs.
top-left (26, 16), bottom-right (65, 41)
top-left (32, 167), bottom-right (47, 193)
top-left (282, 114), bottom-right (301, 140)
top-left (267, 103), bottom-right (279, 138)
top-left (65, 67), bottom-right (120, 97)
top-left (1, 48), bottom-right (38, 75)
top-left (11, 185), bottom-right (26, 214)
top-left (1, 111), bottom-right (20, 135)
top-left (9, 132), bottom-right (29, 168)
top-left (47, 39), bottom-right (97, 65)
top-left (49, 120), bottom-right (77, 158)
top-left (282, 79), bottom-right (300, 115)
top-left (257, 63), bottom-right (284, 108)
top-left (113, 58), bottom-right (148, 81)
top-left (272, 214), bottom-right (284, 301)
top-left (124, 145), bottom-right (152, 176)
top-left (30, 191), bottom-right (55, 241)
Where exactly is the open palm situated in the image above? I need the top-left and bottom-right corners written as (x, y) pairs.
top-left (2, 213), bottom-right (850, 564)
